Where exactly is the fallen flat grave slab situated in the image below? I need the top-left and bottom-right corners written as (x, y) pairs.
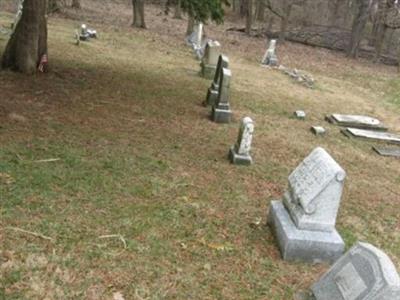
top-left (342, 128), bottom-right (400, 144)
top-left (373, 146), bottom-right (400, 157)
top-left (326, 114), bottom-right (387, 131)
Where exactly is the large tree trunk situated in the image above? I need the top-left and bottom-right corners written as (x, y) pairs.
top-left (256, 0), bottom-right (266, 22)
top-left (1, 0), bottom-right (48, 74)
top-left (347, 0), bottom-right (371, 58)
top-left (132, 0), bottom-right (146, 28)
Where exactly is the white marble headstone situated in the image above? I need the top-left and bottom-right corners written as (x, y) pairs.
top-left (261, 39), bottom-right (278, 66)
top-left (202, 40), bottom-right (221, 66)
top-left (312, 242), bottom-right (400, 300)
top-left (283, 147), bottom-right (346, 232)
top-left (235, 117), bottom-right (254, 156)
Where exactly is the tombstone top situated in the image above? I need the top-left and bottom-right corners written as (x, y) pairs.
top-left (288, 147), bottom-right (345, 215)
top-left (312, 242), bottom-right (400, 300)
top-left (268, 39), bottom-right (277, 50)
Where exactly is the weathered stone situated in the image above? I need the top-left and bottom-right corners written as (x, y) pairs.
top-left (229, 117), bottom-right (254, 165)
top-left (268, 147), bottom-right (346, 263)
top-left (342, 128), bottom-right (400, 144)
top-left (268, 201), bottom-right (345, 263)
top-left (205, 55), bottom-right (229, 106)
top-left (211, 67), bottom-right (232, 123)
top-left (283, 147), bottom-right (346, 232)
top-left (326, 114), bottom-right (387, 131)
top-left (312, 242), bottom-right (400, 300)
top-left (261, 39), bottom-right (278, 66)
top-left (200, 41), bottom-right (222, 79)
top-left (311, 126), bottom-right (326, 135)
top-left (295, 110), bottom-right (306, 119)
top-left (373, 146), bottom-right (400, 157)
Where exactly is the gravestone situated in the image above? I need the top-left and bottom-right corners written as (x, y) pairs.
top-left (373, 146), bottom-right (400, 157)
top-left (326, 114), bottom-right (387, 131)
top-left (229, 117), bottom-right (254, 165)
top-left (312, 242), bottom-right (400, 300)
top-left (200, 41), bottom-right (221, 79)
top-left (342, 128), bottom-right (400, 144)
top-left (261, 39), bottom-right (278, 66)
top-left (311, 126), bottom-right (326, 136)
top-left (204, 55), bottom-right (229, 106)
top-left (211, 68), bottom-right (232, 123)
top-left (268, 147), bottom-right (346, 263)
top-left (294, 110), bottom-right (306, 120)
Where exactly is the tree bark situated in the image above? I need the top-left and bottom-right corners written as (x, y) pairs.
top-left (347, 0), bottom-right (372, 58)
top-left (186, 15), bottom-right (195, 36)
top-left (132, 0), bottom-right (146, 28)
top-left (279, 0), bottom-right (293, 42)
top-left (174, 0), bottom-right (182, 19)
top-left (245, 0), bottom-right (253, 35)
top-left (71, 0), bottom-right (81, 9)
top-left (2, 0), bottom-right (48, 74)
top-left (256, 0), bottom-right (266, 22)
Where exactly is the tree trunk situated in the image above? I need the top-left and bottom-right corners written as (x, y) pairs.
top-left (174, 0), bottom-right (182, 19)
top-left (256, 0), bottom-right (266, 22)
top-left (245, 0), bottom-right (253, 35)
top-left (2, 0), bottom-right (48, 74)
top-left (347, 0), bottom-right (371, 58)
top-left (132, 0), bottom-right (146, 28)
top-left (71, 0), bottom-right (81, 9)
top-left (47, 0), bottom-right (60, 13)
top-left (279, 1), bottom-right (293, 42)
top-left (186, 15), bottom-right (195, 35)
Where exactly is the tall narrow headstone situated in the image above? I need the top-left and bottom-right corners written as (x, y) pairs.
top-left (268, 147), bottom-right (346, 263)
top-left (211, 68), bottom-right (232, 123)
top-left (200, 41), bottom-right (221, 79)
top-left (261, 39), bottom-right (278, 66)
top-left (229, 117), bottom-right (254, 165)
top-left (312, 242), bottom-right (400, 300)
top-left (204, 55), bottom-right (229, 106)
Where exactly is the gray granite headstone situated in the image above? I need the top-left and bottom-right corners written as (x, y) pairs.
top-left (261, 39), bottom-right (278, 66)
top-left (200, 41), bottom-right (221, 79)
top-left (211, 67), bottom-right (232, 123)
top-left (312, 242), bottom-right (400, 300)
top-left (205, 55), bottom-right (229, 106)
top-left (268, 147), bottom-right (346, 263)
top-left (229, 117), bottom-right (254, 165)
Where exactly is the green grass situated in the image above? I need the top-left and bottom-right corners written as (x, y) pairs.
top-left (1, 6), bottom-right (400, 299)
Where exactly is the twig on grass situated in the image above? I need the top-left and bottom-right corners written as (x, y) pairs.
top-left (98, 234), bottom-right (127, 249)
top-left (6, 226), bottom-right (54, 241)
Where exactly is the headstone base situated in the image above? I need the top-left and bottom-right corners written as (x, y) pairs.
top-left (205, 88), bottom-right (218, 106)
top-left (212, 107), bottom-right (232, 123)
top-left (229, 146), bottom-right (252, 165)
top-left (268, 201), bottom-right (344, 264)
top-left (201, 63), bottom-right (217, 79)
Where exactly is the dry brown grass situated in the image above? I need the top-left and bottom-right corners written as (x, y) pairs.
top-left (0, 1), bottom-right (400, 299)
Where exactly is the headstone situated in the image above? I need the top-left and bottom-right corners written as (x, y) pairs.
top-left (211, 68), bottom-right (232, 123)
top-left (261, 39), bottom-right (278, 66)
top-left (326, 114), bottom-right (387, 131)
top-left (342, 128), bottom-right (400, 144)
top-left (311, 126), bottom-right (326, 135)
top-left (79, 24), bottom-right (97, 41)
top-left (312, 242), bottom-right (400, 300)
top-left (295, 110), bottom-right (306, 120)
top-left (200, 41), bottom-right (221, 79)
top-left (268, 147), bottom-right (346, 263)
top-left (204, 55), bottom-right (229, 106)
top-left (229, 117), bottom-right (254, 165)
top-left (372, 146), bottom-right (400, 157)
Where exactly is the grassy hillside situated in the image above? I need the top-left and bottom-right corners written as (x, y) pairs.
top-left (1, 3), bottom-right (400, 299)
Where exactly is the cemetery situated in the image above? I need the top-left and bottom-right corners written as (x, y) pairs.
top-left (0, 0), bottom-right (400, 299)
